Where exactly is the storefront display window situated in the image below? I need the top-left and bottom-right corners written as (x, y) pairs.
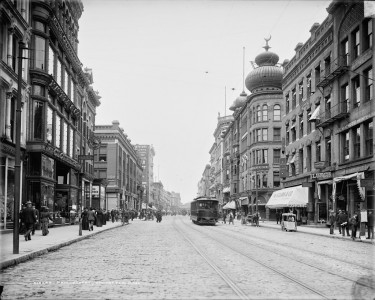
top-left (0, 158), bottom-right (15, 223)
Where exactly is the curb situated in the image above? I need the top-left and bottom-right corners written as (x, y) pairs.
top-left (0, 224), bottom-right (123, 270)
top-left (259, 223), bottom-right (374, 244)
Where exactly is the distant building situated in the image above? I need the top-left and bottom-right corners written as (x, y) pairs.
top-left (197, 164), bottom-right (211, 197)
top-left (94, 121), bottom-right (143, 211)
top-left (208, 114), bottom-right (233, 206)
top-left (134, 144), bottom-right (155, 208)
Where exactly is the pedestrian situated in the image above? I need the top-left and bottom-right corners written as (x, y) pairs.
top-left (81, 207), bottom-right (89, 230)
top-left (329, 210), bottom-right (335, 235)
top-left (23, 201), bottom-right (36, 241)
top-left (278, 212), bottom-right (283, 224)
top-left (87, 207), bottom-right (96, 231)
top-left (96, 208), bottom-right (103, 227)
top-left (40, 206), bottom-right (53, 236)
top-left (339, 210), bottom-right (350, 237)
top-left (229, 211), bottom-right (234, 225)
top-left (254, 212), bottom-right (260, 227)
top-left (336, 210), bottom-right (342, 234)
top-left (367, 211), bottom-right (374, 240)
top-left (223, 211), bottom-right (227, 224)
top-left (111, 209), bottom-right (115, 223)
top-left (32, 204), bottom-right (39, 235)
top-left (102, 209), bottom-right (107, 226)
top-left (350, 213), bottom-right (359, 240)
top-left (276, 211), bottom-right (280, 224)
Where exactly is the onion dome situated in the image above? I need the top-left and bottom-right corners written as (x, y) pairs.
top-left (245, 37), bottom-right (283, 93)
top-left (229, 91), bottom-right (248, 111)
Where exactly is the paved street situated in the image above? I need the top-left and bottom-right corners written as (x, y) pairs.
top-left (1, 216), bottom-right (374, 300)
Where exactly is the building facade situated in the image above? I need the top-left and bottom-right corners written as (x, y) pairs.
top-left (0, 0), bottom-right (103, 224)
top-left (134, 144), bottom-right (155, 209)
top-left (243, 40), bottom-right (284, 220)
top-left (208, 114), bottom-right (233, 206)
top-left (197, 164), bottom-right (211, 197)
top-left (282, 1), bottom-right (374, 224)
top-left (0, 0), bottom-right (31, 226)
top-left (94, 121), bottom-right (143, 211)
top-left (282, 15), bottom-right (334, 224)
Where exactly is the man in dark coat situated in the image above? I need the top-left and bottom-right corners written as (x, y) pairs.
top-left (367, 211), bottom-right (374, 239)
top-left (23, 201), bottom-right (36, 241)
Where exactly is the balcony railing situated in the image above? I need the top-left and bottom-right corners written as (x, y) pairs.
top-left (316, 101), bottom-right (350, 128)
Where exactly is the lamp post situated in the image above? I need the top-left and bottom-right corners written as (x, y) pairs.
top-left (13, 41), bottom-right (26, 254)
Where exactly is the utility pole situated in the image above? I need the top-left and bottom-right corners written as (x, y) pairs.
top-left (13, 41), bottom-right (26, 254)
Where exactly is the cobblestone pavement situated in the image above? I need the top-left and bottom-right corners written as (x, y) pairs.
top-left (1, 216), bottom-right (374, 300)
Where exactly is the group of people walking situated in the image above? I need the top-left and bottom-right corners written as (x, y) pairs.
top-left (20, 201), bottom-right (53, 241)
top-left (329, 210), bottom-right (374, 240)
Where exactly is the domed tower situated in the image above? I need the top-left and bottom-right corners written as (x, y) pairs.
top-left (242, 37), bottom-right (284, 220)
top-left (245, 38), bottom-right (283, 94)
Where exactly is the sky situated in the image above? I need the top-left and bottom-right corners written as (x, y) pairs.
top-left (78, 0), bottom-right (331, 203)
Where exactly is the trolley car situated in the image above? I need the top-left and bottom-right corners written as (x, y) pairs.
top-left (190, 196), bottom-right (219, 225)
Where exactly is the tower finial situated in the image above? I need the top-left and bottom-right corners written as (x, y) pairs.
top-left (263, 35), bottom-right (271, 51)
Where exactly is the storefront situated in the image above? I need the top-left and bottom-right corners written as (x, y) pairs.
top-left (266, 185), bottom-right (309, 223)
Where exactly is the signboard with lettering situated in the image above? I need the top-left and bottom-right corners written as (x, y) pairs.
top-left (314, 161), bottom-right (326, 170)
top-left (78, 155), bottom-right (94, 161)
top-left (310, 172), bottom-right (332, 180)
top-left (302, 182), bottom-right (313, 188)
top-left (92, 186), bottom-right (99, 198)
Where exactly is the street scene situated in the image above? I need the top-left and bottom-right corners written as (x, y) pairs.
top-left (1, 215), bottom-right (374, 299)
top-left (1, 0), bottom-right (375, 299)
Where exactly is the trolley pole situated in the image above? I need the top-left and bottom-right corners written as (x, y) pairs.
top-left (13, 41), bottom-right (26, 254)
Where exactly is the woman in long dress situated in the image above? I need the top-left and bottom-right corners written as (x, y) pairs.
top-left (81, 207), bottom-right (89, 230)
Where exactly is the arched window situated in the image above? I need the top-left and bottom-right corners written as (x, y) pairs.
top-left (262, 104), bottom-right (268, 121)
top-left (274, 104), bottom-right (281, 121)
top-left (256, 106), bottom-right (261, 122)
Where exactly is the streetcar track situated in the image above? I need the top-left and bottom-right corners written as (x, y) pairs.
top-left (175, 218), bottom-right (331, 300)
top-left (216, 224), bottom-right (373, 271)
top-left (172, 220), bottom-right (250, 300)
top-left (184, 219), bottom-right (374, 291)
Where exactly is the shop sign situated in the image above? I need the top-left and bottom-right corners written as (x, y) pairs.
top-left (92, 186), bottom-right (99, 198)
top-left (314, 161), bottom-right (326, 170)
top-left (310, 172), bottom-right (332, 180)
top-left (302, 182), bottom-right (313, 187)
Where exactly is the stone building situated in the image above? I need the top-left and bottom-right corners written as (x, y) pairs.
top-left (94, 121), bottom-right (143, 211)
top-left (1, 0), bottom-right (102, 224)
top-left (134, 144), bottom-right (155, 209)
top-left (279, 1), bottom-right (374, 224)
top-left (208, 114), bottom-right (233, 206)
top-left (0, 0), bottom-right (31, 226)
top-left (197, 164), bottom-right (211, 197)
top-left (242, 40), bottom-right (284, 220)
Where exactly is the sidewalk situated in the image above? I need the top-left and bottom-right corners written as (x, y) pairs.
top-left (0, 220), bottom-right (125, 270)
top-left (251, 220), bottom-right (374, 244)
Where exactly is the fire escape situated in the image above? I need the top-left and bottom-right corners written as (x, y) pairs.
top-left (315, 55), bottom-right (350, 128)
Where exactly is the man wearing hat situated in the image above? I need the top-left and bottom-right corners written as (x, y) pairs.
top-left (329, 210), bottom-right (336, 235)
top-left (23, 201), bottom-right (37, 241)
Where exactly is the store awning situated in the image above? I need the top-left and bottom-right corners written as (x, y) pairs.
top-left (308, 105), bottom-right (320, 122)
top-left (223, 201), bottom-right (236, 210)
top-left (333, 172), bottom-right (365, 201)
top-left (266, 186), bottom-right (309, 208)
top-left (223, 187), bottom-right (230, 193)
top-left (290, 155), bottom-right (296, 164)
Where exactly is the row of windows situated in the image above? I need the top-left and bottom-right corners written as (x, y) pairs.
top-left (285, 18), bottom-right (373, 114)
